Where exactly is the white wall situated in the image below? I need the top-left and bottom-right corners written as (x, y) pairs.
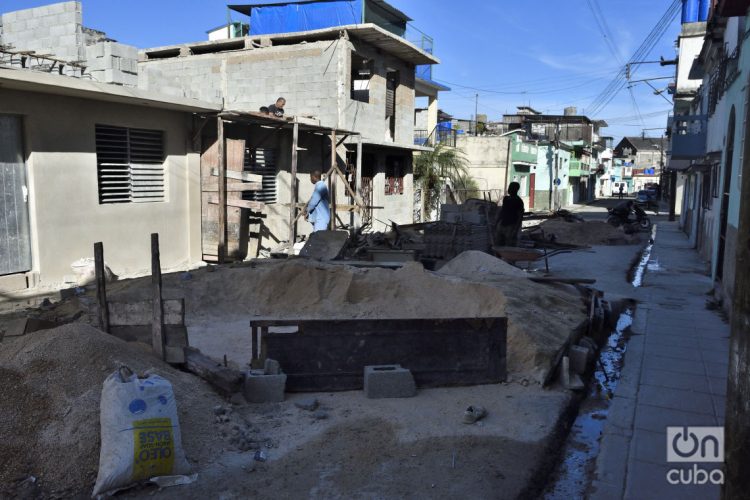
top-left (1, 88), bottom-right (202, 287)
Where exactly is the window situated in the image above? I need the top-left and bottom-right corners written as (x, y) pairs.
top-left (351, 54), bottom-right (372, 103)
top-left (95, 124), bottom-right (165, 204)
top-left (243, 147), bottom-right (277, 205)
top-left (385, 155), bottom-right (404, 196)
top-left (702, 171), bottom-right (712, 210)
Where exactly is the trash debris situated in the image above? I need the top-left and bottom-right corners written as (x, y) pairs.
top-left (253, 450), bottom-right (267, 462)
top-left (294, 398), bottom-right (319, 411)
top-left (462, 405), bottom-right (488, 424)
top-left (149, 473), bottom-right (198, 489)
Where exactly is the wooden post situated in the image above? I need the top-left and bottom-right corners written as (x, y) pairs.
top-left (217, 117), bottom-right (227, 263)
top-left (289, 121), bottom-right (299, 254)
top-left (329, 130), bottom-right (337, 230)
top-left (355, 134), bottom-right (362, 230)
top-left (94, 242), bottom-right (109, 333)
top-left (668, 169), bottom-right (677, 222)
top-left (151, 233), bottom-right (166, 360)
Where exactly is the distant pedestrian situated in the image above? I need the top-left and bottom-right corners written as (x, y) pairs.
top-left (303, 170), bottom-right (330, 232)
top-left (618, 183), bottom-right (624, 199)
top-left (495, 182), bottom-right (525, 247)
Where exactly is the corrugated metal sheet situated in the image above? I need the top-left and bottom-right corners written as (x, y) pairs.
top-left (0, 115), bottom-right (32, 276)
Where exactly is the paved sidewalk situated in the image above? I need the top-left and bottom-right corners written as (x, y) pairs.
top-left (591, 222), bottom-right (730, 500)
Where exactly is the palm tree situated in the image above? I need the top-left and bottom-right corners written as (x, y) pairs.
top-left (413, 143), bottom-right (476, 220)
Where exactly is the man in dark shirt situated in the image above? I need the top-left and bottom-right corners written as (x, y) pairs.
top-left (495, 181), bottom-right (525, 247)
top-left (267, 97), bottom-right (286, 118)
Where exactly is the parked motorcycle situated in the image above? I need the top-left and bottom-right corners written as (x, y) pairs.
top-left (607, 202), bottom-right (651, 230)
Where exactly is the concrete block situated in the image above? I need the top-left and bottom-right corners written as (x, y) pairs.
top-left (264, 358), bottom-right (280, 375)
top-left (242, 371), bottom-right (286, 403)
top-left (363, 365), bottom-right (416, 399)
top-left (569, 345), bottom-right (591, 375)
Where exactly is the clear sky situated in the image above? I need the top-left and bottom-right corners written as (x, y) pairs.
top-left (2, 0), bottom-right (681, 141)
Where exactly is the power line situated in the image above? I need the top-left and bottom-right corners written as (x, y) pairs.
top-left (587, 0), bottom-right (680, 116)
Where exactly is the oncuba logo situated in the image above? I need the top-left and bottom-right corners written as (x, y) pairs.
top-left (666, 426), bottom-right (724, 485)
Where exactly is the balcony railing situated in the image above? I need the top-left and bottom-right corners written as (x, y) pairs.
top-left (669, 115), bottom-right (707, 160)
top-left (414, 127), bottom-right (457, 148)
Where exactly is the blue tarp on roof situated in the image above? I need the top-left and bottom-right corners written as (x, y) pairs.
top-left (249, 0), bottom-right (363, 35)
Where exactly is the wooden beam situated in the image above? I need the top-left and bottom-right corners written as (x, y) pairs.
top-left (289, 121), bottom-right (299, 253)
top-left (94, 242), bottom-right (109, 333)
top-left (211, 168), bottom-right (263, 183)
top-left (355, 134), bottom-right (363, 230)
top-left (151, 233), bottom-right (166, 361)
top-left (217, 118), bottom-right (227, 263)
top-left (203, 182), bottom-right (262, 192)
top-left (207, 195), bottom-right (265, 211)
top-left (184, 347), bottom-right (243, 396)
top-left (329, 130), bottom-right (336, 230)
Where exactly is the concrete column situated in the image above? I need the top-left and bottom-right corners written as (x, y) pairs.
top-left (427, 94), bottom-right (438, 142)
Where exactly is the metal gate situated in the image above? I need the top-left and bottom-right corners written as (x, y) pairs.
top-left (0, 115), bottom-right (32, 276)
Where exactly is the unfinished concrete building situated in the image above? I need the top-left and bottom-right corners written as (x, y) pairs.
top-left (0, 1), bottom-right (138, 85)
top-left (137, 0), bottom-right (442, 241)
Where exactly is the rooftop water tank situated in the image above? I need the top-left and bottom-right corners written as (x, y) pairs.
top-left (682, 0), bottom-right (699, 23)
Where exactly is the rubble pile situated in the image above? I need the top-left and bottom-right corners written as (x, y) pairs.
top-left (537, 219), bottom-right (640, 247)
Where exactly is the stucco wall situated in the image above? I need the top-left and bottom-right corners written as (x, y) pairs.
top-left (1, 88), bottom-right (201, 287)
top-left (456, 135), bottom-right (510, 199)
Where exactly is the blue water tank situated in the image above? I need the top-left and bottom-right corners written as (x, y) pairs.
top-left (682, 0), bottom-right (699, 23)
top-left (698, 0), bottom-right (710, 21)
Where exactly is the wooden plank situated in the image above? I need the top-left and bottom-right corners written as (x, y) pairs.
top-left (258, 317), bottom-right (507, 392)
top-left (329, 130), bottom-right (336, 230)
top-left (109, 324), bottom-right (188, 364)
top-left (207, 195), bottom-right (265, 211)
top-left (216, 118), bottom-right (227, 262)
top-left (184, 347), bottom-right (243, 396)
top-left (528, 277), bottom-right (596, 285)
top-left (211, 168), bottom-right (263, 183)
top-left (202, 182), bottom-right (262, 192)
top-left (108, 298), bottom-right (185, 326)
top-left (151, 233), bottom-right (165, 361)
top-left (94, 242), bottom-right (109, 333)
top-left (3, 318), bottom-right (59, 338)
top-left (289, 121), bottom-right (299, 253)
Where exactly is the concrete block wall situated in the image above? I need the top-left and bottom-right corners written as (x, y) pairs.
top-left (139, 40), bottom-right (341, 125)
top-left (343, 39), bottom-right (416, 145)
top-left (86, 41), bottom-right (139, 86)
top-left (0, 1), bottom-right (84, 67)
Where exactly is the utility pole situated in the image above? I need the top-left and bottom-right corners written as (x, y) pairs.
top-left (553, 120), bottom-right (560, 211)
top-left (474, 93), bottom-right (479, 136)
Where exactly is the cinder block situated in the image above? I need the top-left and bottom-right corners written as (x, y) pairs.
top-left (364, 365), bottom-right (416, 399)
top-left (242, 371), bottom-right (286, 403)
top-left (569, 345), bottom-right (591, 375)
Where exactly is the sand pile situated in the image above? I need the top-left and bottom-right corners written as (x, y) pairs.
top-left (0, 324), bottom-right (224, 496)
top-left (439, 252), bottom-right (586, 381)
top-left (437, 250), bottom-right (527, 278)
top-left (132, 260), bottom-right (509, 321)
top-left (539, 219), bottom-right (639, 246)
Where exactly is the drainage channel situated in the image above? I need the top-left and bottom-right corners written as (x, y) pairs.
top-left (542, 225), bottom-right (657, 498)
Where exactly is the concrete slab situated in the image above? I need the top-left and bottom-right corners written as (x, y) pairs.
top-left (633, 404), bottom-right (718, 433)
top-left (638, 385), bottom-right (715, 415)
top-left (640, 367), bottom-right (711, 393)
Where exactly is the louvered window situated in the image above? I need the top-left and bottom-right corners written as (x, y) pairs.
top-left (95, 124), bottom-right (165, 204)
top-left (243, 147), bottom-right (277, 205)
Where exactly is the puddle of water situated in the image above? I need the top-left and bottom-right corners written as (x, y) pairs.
top-left (543, 308), bottom-right (634, 500)
top-left (630, 225), bottom-right (658, 287)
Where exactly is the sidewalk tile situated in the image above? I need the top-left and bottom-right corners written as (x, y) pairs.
top-left (707, 377), bottom-right (727, 397)
top-left (712, 395), bottom-right (726, 421)
top-left (638, 385), bottom-right (715, 415)
top-left (698, 337), bottom-right (730, 352)
top-left (701, 349), bottom-right (729, 365)
top-left (643, 354), bottom-right (702, 375)
top-left (625, 460), bottom-right (721, 500)
top-left (646, 333), bottom-right (698, 349)
top-left (704, 362), bottom-right (729, 378)
top-left (641, 368), bottom-right (711, 393)
top-left (634, 404), bottom-right (717, 433)
top-left (631, 429), bottom-right (666, 464)
top-left (645, 343), bottom-right (702, 361)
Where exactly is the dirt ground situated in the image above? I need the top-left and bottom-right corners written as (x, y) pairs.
top-left (538, 219), bottom-right (642, 247)
top-left (0, 324), bottom-right (571, 499)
